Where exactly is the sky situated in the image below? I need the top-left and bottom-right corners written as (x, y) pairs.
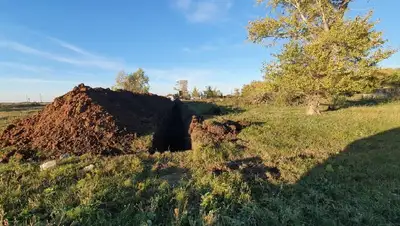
top-left (0, 0), bottom-right (399, 102)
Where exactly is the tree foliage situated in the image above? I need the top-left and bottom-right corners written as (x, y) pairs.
top-left (113, 69), bottom-right (150, 93)
top-left (248, 0), bottom-right (395, 113)
top-left (233, 88), bottom-right (241, 97)
top-left (377, 68), bottom-right (400, 87)
top-left (241, 81), bottom-right (278, 104)
top-left (203, 86), bottom-right (223, 98)
top-left (192, 87), bottom-right (201, 98)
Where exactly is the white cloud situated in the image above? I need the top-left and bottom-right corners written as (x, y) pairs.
top-left (0, 41), bottom-right (43, 55)
top-left (0, 62), bottom-right (113, 82)
top-left (0, 27), bottom-right (128, 102)
top-left (0, 77), bottom-right (109, 102)
top-left (182, 44), bottom-right (218, 53)
top-left (0, 76), bottom-right (109, 88)
top-left (47, 36), bottom-right (96, 58)
top-left (173, 0), bottom-right (233, 23)
top-left (182, 38), bottom-right (247, 53)
top-left (147, 67), bottom-right (215, 82)
top-left (1, 77), bottom-right (75, 84)
top-left (190, 2), bottom-right (219, 22)
top-left (0, 62), bottom-right (53, 73)
top-left (0, 40), bottom-right (124, 71)
top-left (182, 47), bottom-right (192, 52)
top-left (175, 0), bottom-right (191, 10)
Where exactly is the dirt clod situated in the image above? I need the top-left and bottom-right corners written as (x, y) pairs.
top-left (189, 116), bottom-right (247, 147)
top-left (212, 157), bottom-right (281, 181)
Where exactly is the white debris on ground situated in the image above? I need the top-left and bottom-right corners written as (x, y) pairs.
top-left (83, 164), bottom-right (95, 172)
top-left (59, 153), bottom-right (71, 160)
top-left (40, 160), bottom-right (57, 171)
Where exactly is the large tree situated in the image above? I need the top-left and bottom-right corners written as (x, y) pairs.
top-left (248, 0), bottom-right (395, 114)
top-left (113, 68), bottom-right (150, 94)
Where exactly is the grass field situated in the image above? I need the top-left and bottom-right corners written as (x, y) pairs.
top-left (1, 101), bottom-right (400, 225)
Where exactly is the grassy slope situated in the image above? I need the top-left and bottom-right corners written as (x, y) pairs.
top-left (1, 102), bottom-right (400, 225)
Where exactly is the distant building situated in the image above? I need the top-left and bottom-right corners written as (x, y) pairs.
top-left (166, 94), bottom-right (175, 101)
top-left (176, 80), bottom-right (189, 99)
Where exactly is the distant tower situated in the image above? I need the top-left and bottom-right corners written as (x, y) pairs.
top-left (176, 80), bottom-right (189, 98)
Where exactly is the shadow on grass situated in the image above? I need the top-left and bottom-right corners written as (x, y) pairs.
top-left (82, 128), bottom-right (400, 224)
top-left (323, 97), bottom-right (393, 112)
top-left (208, 128), bottom-right (400, 224)
top-left (3, 123), bottom-right (400, 224)
top-left (285, 128), bottom-right (400, 224)
top-left (345, 97), bottom-right (391, 107)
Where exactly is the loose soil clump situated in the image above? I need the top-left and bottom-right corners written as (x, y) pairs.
top-left (211, 157), bottom-right (281, 181)
top-left (189, 115), bottom-right (248, 149)
top-left (0, 84), bottom-right (181, 160)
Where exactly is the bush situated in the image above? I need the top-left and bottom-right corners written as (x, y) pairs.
top-left (241, 81), bottom-right (274, 104)
top-left (273, 89), bottom-right (306, 106)
top-left (241, 81), bottom-right (306, 106)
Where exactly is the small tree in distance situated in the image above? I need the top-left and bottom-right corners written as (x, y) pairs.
top-left (192, 87), bottom-right (201, 99)
top-left (113, 69), bottom-right (150, 94)
top-left (233, 88), bottom-right (241, 97)
top-left (203, 86), bottom-right (223, 99)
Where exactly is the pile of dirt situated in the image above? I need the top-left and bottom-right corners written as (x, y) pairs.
top-left (189, 115), bottom-right (248, 149)
top-left (0, 84), bottom-right (249, 162)
top-left (0, 84), bottom-right (183, 160)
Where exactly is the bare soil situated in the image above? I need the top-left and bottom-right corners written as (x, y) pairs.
top-left (189, 115), bottom-right (248, 144)
top-left (0, 84), bottom-right (176, 160)
top-left (0, 85), bottom-right (247, 162)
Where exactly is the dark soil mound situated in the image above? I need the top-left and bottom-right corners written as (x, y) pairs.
top-left (0, 84), bottom-right (183, 159)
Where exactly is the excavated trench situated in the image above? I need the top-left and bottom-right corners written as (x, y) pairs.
top-left (0, 84), bottom-right (246, 161)
top-left (151, 101), bottom-right (192, 153)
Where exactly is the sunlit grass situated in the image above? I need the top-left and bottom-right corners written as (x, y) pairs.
top-left (1, 102), bottom-right (400, 225)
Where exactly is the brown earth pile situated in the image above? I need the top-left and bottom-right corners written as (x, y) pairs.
top-left (0, 84), bottom-right (176, 159)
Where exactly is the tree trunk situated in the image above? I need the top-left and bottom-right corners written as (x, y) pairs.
top-left (327, 105), bottom-right (336, 111)
top-left (306, 96), bottom-right (321, 115)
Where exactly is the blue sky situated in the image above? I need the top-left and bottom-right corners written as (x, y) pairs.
top-left (0, 0), bottom-right (399, 102)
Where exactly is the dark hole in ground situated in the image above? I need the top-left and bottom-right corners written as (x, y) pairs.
top-left (151, 102), bottom-right (192, 153)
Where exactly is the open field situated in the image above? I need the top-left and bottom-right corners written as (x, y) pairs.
top-left (0, 103), bottom-right (44, 131)
top-left (1, 101), bottom-right (400, 225)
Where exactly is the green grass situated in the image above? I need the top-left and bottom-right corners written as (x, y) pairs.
top-left (1, 102), bottom-right (400, 225)
top-left (0, 105), bottom-right (43, 129)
